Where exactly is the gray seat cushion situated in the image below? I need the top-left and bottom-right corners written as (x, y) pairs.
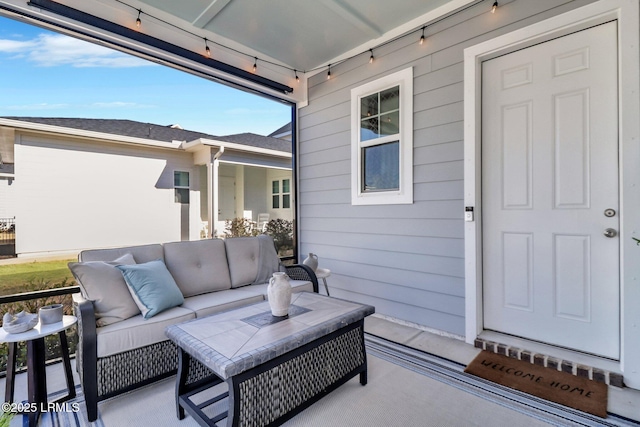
top-left (96, 306), bottom-right (195, 357)
top-left (181, 289), bottom-right (264, 318)
top-left (164, 239), bottom-right (232, 297)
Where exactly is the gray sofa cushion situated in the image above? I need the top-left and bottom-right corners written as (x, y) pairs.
top-left (164, 239), bottom-right (232, 297)
top-left (225, 235), bottom-right (282, 288)
top-left (225, 237), bottom-right (260, 288)
top-left (181, 289), bottom-right (264, 318)
top-left (69, 253), bottom-right (140, 327)
top-left (79, 244), bottom-right (164, 264)
top-left (96, 306), bottom-right (195, 357)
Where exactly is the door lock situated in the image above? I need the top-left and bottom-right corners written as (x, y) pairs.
top-left (604, 228), bottom-right (617, 238)
top-left (604, 209), bottom-right (616, 217)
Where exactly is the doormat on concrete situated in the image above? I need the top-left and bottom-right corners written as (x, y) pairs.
top-left (464, 351), bottom-right (608, 418)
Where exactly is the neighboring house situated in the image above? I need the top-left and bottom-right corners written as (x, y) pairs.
top-left (0, 117), bottom-right (292, 257)
top-left (0, 127), bottom-right (15, 219)
top-left (3, 0), bottom-right (640, 394)
top-left (268, 122), bottom-right (292, 142)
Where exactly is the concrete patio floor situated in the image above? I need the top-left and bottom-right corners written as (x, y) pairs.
top-left (0, 315), bottom-right (638, 424)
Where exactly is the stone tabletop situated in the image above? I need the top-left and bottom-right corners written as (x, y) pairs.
top-left (165, 292), bottom-right (374, 380)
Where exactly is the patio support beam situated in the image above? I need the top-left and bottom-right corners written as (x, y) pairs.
top-left (192, 0), bottom-right (232, 29)
top-left (319, 0), bottom-right (382, 38)
top-left (23, 0), bottom-right (293, 94)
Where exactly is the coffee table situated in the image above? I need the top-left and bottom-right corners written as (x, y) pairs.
top-left (165, 292), bottom-right (374, 427)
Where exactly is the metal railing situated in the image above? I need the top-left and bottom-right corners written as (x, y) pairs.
top-left (0, 286), bottom-right (81, 375)
top-left (0, 217), bottom-right (15, 244)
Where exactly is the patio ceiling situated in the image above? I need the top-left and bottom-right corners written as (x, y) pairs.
top-left (0, 0), bottom-right (478, 101)
top-left (135, 0), bottom-right (456, 72)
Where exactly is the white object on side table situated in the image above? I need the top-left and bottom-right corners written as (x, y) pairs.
top-left (315, 267), bottom-right (331, 296)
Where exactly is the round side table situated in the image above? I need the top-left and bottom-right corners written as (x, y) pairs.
top-left (315, 268), bottom-right (331, 296)
top-left (0, 315), bottom-right (77, 427)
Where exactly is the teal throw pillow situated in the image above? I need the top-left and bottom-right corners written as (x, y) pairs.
top-left (117, 259), bottom-right (184, 319)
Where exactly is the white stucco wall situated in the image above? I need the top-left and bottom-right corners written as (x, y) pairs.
top-left (14, 133), bottom-right (200, 256)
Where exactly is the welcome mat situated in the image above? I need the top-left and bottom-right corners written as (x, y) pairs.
top-left (465, 351), bottom-right (608, 418)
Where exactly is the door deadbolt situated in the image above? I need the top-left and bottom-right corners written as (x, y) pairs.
top-left (604, 209), bottom-right (616, 217)
top-left (604, 228), bottom-right (617, 238)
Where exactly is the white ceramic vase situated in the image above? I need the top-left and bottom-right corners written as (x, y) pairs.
top-left (303, 253), bottom-right (318, 271)
top-left (267, 272), bottom-right (292, 317)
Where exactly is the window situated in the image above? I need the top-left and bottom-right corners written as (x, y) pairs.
top-left (174, 171), bottom-right (190, 204)
top-left (272, 178), bottom-right (291, 209)
top-left (351, 68), bottom-right (413, 205)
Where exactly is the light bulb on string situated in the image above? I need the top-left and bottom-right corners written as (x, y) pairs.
top-left (419, 27), bottom-right (425, 45)
top-left (204, 38), bottom-right (211, 57)
top-left (369, 49), bottom-right (374, 64)
top-left (295, 70), bottom-right (300, 83)
top-left (253, 57), bottom-right (257, 72)
top-left (492, 1), bottom-right (498, 14)
top-left (327, 64), bottom-right (331, 80)
top-left (135, 10), bottom-right (142, 28)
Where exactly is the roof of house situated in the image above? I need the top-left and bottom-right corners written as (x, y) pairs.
top-left (216, 132), bottom-right (291, 152)
top-left (268, 122), bottom-right (291, 138)
top-left (0, 117), bottom-right (291, 153)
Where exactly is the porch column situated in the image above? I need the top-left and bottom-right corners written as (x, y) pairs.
top-left (207, 147), bottom-right (224, 237)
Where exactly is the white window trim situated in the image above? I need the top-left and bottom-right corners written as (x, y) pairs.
top-left (351, 67), bottom-right (413, 205)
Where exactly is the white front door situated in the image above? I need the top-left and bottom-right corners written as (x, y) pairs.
top-left (482, 22), bottom-right (620, 359)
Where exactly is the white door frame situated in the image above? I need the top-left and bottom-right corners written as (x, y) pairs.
top-left (463, 0), bottom-right (640, 389)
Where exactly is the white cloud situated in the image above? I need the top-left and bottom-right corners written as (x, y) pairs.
top-left (0, 33), bottom-right (154, 68)
top-left (0, 39), bottom-right (34, 52)
top-left (90, 102), bottom-right (155, 109)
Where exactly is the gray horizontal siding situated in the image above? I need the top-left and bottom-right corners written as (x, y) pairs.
top-left (297, 0), bottom-right (596, 336)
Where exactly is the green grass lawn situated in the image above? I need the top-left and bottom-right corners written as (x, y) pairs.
top-left (0, 259), bottom-right (76, 296)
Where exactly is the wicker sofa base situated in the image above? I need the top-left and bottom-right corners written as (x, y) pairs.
top-left (96, 340), bottom-right (212, 398)
top-left (177, 320), bottom-right (367, 427)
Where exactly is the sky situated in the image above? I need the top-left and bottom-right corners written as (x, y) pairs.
top-left (0, 16), bottom-right (291, 137)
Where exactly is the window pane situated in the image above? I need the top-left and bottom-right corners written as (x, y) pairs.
top-left (272, 180), bottom-right (279, 194)
top-left (380, 86), bottom-right (399, 113)
top-left (380, 111), bottom-right (400, 136)
top-left (174, 171), bottom-right (189, 187)
top-left (360, 117), bottom-right (379, 141)
top-left (175, 188), bottom-right (190, 204)
top-left (282, 179), bottom-right (290, 193)
top-left (360, 93), bottom-right (378, 119)
top-left (272, 195), bottom-right (280, 208)
top-left (362, 141), bottom-right (400, 192)
top-left (283, 194), bottom-right (291, 209)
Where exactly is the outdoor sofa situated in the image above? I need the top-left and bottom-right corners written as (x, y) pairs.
top-left (68, 235), bottom-right (318, 422)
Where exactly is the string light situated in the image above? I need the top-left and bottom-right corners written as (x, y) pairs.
top-left (492, 1), bottom-right (498, 13)
top-left (112, 0), bottom-right (486, 85)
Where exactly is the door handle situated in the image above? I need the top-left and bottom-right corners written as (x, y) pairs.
top-left (604, 228), bottom-right (617, 238)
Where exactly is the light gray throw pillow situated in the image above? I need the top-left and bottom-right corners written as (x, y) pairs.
top-left (68, 253), bottom-right (141, 326)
